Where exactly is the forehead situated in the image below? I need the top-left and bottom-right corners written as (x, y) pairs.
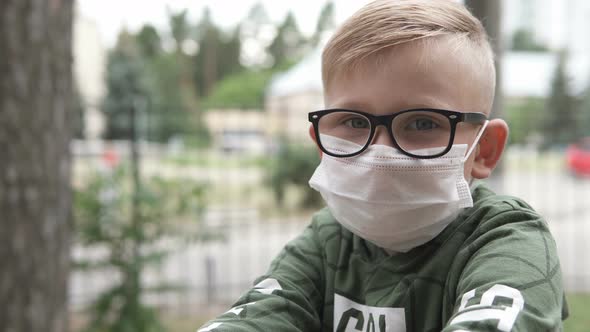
top-left (324, 37), bottom-right (494, 115)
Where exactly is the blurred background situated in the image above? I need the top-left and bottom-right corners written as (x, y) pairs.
top-left (1, 0), bottom-right (589, 331)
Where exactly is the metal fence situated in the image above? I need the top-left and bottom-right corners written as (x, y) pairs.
top-left (68, 139), bottom-right (590, 327)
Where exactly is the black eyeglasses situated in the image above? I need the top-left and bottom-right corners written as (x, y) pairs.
top-left (308, 108), bottom-right (487, 159)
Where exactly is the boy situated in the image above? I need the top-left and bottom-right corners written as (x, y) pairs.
top-left (199, 0), bottom-right (567, 331)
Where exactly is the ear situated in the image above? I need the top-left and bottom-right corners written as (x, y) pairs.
top-left (309, 125), bottom-right (323, 158)
top-left (471, 119), bottom-right (509, 179)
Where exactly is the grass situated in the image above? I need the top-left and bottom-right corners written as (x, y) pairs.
top-left (564, 293), bottom-right (590, 332)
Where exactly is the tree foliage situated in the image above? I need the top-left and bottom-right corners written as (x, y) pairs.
top-left (102, 3), bottom-right (338, 143)
top-left (312, 2), bottom-right (336, 45)
top-left (578, 91), bottom-right (590, 138)
top-left (240, 3), bottom-right (274, 68)
top-left (511, 28), bottom-right (548, 52)
top-left (504, 98), bottom-right (545, 145)
top-left (74, 168), bottom-right (210, 332)
top-left (542, 51), bottom-right (579, 147)
top-left (136, 24), bottom-right (162, 58)
top-left (266, 140), bottom-right (323, 209)
top-left (169, 9), bottom-right (190, 49)
top-left (268, 12), bottom-right (306, 68)
top-left (102, 19), bottom-right (213, 144)
top-left (194, 8), bottom-right (243, 97)
top-left (143, 52), bottom-right (196, 141)
top-left (202, 69), bottom-right (275, 110)
top-left (102, 32), bottom-right (150, 140)
top-left (203, 60), bottom-right (295, 110)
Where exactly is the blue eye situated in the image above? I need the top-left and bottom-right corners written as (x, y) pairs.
top-left (344, 117), bottom-right (370, 129)
top-left (407, 118), bottom-right (439, 130)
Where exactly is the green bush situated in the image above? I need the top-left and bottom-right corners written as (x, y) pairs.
top-left (202, 61), bottom-right (297, 111)
top-left (73, 167), bottom-right (210, 332)
top-left (202, 69), bottom-right (275, 110)
top-left (504, 97), bottom-right (545, 146)
top-left (266, 140), bottom-right (323, 209)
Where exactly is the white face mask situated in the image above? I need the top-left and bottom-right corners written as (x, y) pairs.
top-left (309, 124), bottom-right (487, 253)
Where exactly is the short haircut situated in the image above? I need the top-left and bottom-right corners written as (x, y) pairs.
top-left (322, 0), bottom-right (495, 99)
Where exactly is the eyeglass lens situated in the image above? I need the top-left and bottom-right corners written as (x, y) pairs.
top-left (317, 110), bottom-right (452, 157)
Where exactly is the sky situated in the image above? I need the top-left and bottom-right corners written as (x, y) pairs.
top-left (77, 0), bottom-right (372, 48)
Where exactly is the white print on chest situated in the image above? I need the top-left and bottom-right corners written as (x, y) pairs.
top-left (334, 294), bottom-right (406, 332)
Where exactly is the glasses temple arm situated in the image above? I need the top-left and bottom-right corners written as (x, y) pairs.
top-left (463, 120), bottom-right (490, 162)
top-left (463, 112), bottom-right (488, 124)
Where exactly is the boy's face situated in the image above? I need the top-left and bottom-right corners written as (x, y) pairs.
top-left (322, 39), bottom-right (497, 180)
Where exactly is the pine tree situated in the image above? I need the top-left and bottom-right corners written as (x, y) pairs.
top-left (511, 28), bottom-right (548, 52)
top-left (312, 2), bottom-right (336, 45)
top-left (240, 3), bottom-right (275, 68)
top-left (169, 9), bottom-right (190, 51)
top-left (221, 27), bottom-right (244, 76)
top-left (577, 82), bottom-right (590, 140)
top-left (195, 8), bottom-right (220, 97)
top-left (193, 9), bottom-right (243, 99)
top-left (136, 24), bottom-right (162, 58)
top-left (543, 51), bottom-right (578, 147)
top-left (102, 31), bottom-right (149, 140)
top-left (246, 2), bottom-right (271, 28)
top-left (268, 12), bottom-right (306, 68)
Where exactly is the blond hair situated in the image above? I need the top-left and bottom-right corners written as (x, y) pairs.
top-left (322, 0), bottom-right (495, 95)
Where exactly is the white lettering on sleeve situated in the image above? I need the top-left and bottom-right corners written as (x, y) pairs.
top-left (197, 322), bottom-right (222, 332)
top-left (450, 284), bottom-right (524, 332)
top-left (226, 302), bottom-right (257, 316)
top-left (253, 278), bottom-right (282, 295)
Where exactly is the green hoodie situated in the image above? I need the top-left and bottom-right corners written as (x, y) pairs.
top-left (199, 184), bottom-right (568, 331)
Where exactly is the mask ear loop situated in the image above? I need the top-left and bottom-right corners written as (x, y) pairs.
top-left (462, 120), bottom-right (489, 163)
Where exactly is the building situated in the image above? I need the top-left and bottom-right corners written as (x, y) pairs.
top-left (265, 47), bottom-right (590, 142)
top-left (265, 46), bottom-right (324, 144)
top-left (205, 110), bottom-right (268, 154)
top-left (73, 9), bottom-right (107, 140)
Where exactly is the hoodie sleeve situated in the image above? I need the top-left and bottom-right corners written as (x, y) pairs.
top-left (442, 205), bottom-right (567, 332)
top-left (197, 221), bottom-right (325, 332)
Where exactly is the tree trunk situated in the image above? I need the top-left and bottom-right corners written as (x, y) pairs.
top-left (464, 0), bottom-right (503, 119)
top-left (0, 1), bottom-right (73, 331)
top-left (464, 0), bottom-right (505, 179)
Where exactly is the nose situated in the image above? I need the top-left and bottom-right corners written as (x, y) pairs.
top-left (371, 125), bottom-right (395, 147)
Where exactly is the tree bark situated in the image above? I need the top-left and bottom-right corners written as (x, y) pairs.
top-left (464, 0), bottom-right (505, 180)
top-left (0, 1), bottom-right (73, 331)
top-left (464, 0), bottom-right (504, 119)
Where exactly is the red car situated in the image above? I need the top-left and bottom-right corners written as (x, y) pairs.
top-left (566, 137), bottom-right (590, 177)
